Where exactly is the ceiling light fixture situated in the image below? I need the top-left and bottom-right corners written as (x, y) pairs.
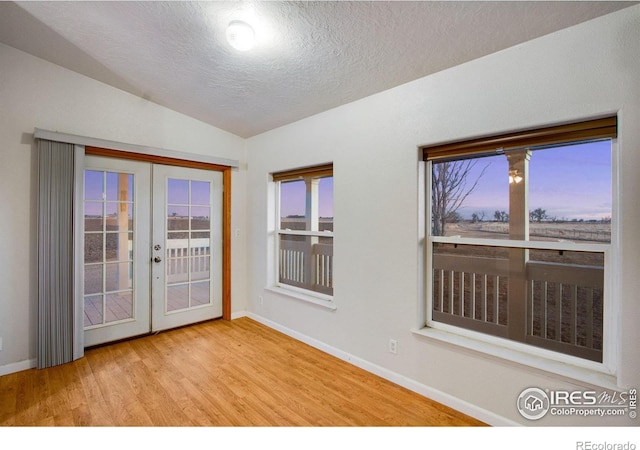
top-left (226, 20), bottom-right (255, 51)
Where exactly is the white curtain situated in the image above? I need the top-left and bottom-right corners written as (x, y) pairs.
top-left (37, 139), bottom-right (83, 368)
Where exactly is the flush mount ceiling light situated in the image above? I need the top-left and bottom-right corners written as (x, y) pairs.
top-left (226, 20), bottom-right (255, 51)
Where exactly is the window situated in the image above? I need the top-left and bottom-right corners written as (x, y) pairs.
top-left (422, 117), bottom-right (617, 366)
top-left (273, 164), bottom-right (334, 299)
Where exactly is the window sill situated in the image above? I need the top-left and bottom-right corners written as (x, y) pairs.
top-left (265, 286), bottom-right (337, 310)
top-left (411, 326), bottom-right (619, 390)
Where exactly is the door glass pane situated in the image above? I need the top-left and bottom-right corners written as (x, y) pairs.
top-left (167, 232), bottom-right (188, 245)
top-left (191, 206), bottom-right (210, 230)
top-left (105, 203), bottom-right (133, 232)
top-left (165, 177), bottom-right (213, 313)
top-left (168, 206), bottom-right (189, 230)
top-left (84, 171), bottom-right (103, 201)
top-left (191, 181), bottom-right (210, 205)
top-left (84, 295), bottom-right (103, 327)
top-left (106, 172), bottom-right (133, 202)
top-left (191, 282), bottom-right (210, 306)
top-left (84, 234), bottom-right (103, 263)
top-left (105, 232), bottom-right (132, 262)
top-left (168, 178), bottom-right (189, 204)
top-left (84, 265), bottom-right (103, 296)
top-left (105, 262), bottom-right (133, 292)
top-left (84, 202), bottom-right (104, 231)
top-left (84, 168), bottom-right (135, 328)
top-left (105, 292), bottom-right (133, 323)
top-left (190, 254), bottom-right (210, 281)
top-left (190, 235), bottom-right (210, 255)
top-left (167, 231), bottom-right (189, 284)
top-left (167, 257), bottom-right (189, 284)
top-left (190, 233), bottom-right (211, 281)
top-left (167, 284), bottom-right (189, 312)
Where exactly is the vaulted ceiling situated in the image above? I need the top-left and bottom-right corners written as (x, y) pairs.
top-left (0, 1), bottom-right (635, 138)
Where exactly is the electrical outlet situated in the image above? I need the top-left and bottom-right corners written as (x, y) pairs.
top-left (389, 338), bottom-right (397, 354)
top-left (259, 296), bottom-right (264, 305)
top-left (0, 337), bottom-right (3, 351)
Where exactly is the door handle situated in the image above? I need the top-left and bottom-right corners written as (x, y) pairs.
top-left (153, 256), bottom-right (162, 263)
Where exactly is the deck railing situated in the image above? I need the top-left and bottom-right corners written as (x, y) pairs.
top-left (162, 238), bottom-right (334, 295)
top-left (166, 238), bottom-right (210, 283)
top-left (432, 253), bottom-right (603, 362)
top-left (279, 240), bottom-right (333, 295)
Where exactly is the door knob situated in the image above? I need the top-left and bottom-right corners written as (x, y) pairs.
top-left (153, 256), bottom-right (162, 263)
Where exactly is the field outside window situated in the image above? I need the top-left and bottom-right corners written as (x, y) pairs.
top-left (428, 138), bottom-right (611, 363)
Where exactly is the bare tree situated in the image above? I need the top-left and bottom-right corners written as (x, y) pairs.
top-left (494, 210), bottom-right (509, 223)
top-left (471, 211), bottom-right (485, 223)
top-left (432, 160), bottom-right (488, 235)
top-left (529, 208), bottom-right (548, 223)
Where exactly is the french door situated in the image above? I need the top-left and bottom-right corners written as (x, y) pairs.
top-left (151, 164), bottom-right (223, 331)
top-left (83, 156), bottom-right (223, 347)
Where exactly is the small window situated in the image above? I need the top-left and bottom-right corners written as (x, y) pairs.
top-left (423, 117), bottom-right (616, 364)
top-left (273, 164), bottom-right (334, 298)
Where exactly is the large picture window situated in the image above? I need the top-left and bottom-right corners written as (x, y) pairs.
top-left (273, 164), bottom-right (334, 299)
top-left (422, 117), bottom-right (616, 364)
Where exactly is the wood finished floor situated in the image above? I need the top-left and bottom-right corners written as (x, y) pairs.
top-left (0, 317), bottom-right (486, 426)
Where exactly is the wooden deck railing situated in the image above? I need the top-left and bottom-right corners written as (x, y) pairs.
top-left (432, 253), bottom-right (603, 362)
top-left (279, 240), bottom-right (333, 295)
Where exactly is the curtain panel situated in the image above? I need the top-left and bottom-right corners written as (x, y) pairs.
top-left (37, 139), bottom-right (79, 369)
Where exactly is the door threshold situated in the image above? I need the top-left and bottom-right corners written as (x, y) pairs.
top-left (84, 317), bottom-right (224, 350)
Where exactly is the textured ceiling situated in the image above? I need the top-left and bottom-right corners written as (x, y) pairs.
top-left (0, 1), bottom-right (635, 138)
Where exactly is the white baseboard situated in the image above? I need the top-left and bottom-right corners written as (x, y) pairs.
top-left (231, 310), bottom-right (248, 320)
top-left (245, 312), bottom-right (519, 427)
top-left (0, 358), bottom-right (35, 377)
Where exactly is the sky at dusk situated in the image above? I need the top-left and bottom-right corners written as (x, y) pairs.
top-left (453, 140), bottom-right (612, 221)
top-left (84, 171), bottom-right (134, 217)
top-left (84, 173), bottom-right (213, 219)
top-left (280, 177), bottom-right (334, 218)
top-left (277, 141), bottom-right (610, 222)
top-left (85, 140), bottom-right (610, 223)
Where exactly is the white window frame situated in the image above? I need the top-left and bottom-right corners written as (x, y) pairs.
top-left (270, 165), bottom-right (334, 308)
top-left (415, 121), bottom-right (619, 387)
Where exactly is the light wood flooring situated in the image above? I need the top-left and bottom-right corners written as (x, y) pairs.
top-left (0, 317), bottom-right (486, 426)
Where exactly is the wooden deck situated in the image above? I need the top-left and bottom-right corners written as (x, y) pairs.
top-left (0, 317), bottom-right (485, 426)
top-left (84, 283), bottom-right (211, 326)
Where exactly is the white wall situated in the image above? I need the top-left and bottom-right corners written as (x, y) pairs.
top-left (246, 7), bottom-right (640, 425)
top-left (0, 43), bottom-right (248, 373)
